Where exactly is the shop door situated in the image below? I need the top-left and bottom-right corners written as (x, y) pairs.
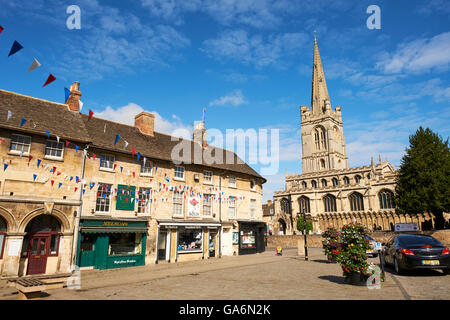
top-left (209, 233), bottom-right (216, 257)
top-left (158, 232), bottom-right (168, 261)
top-left (79, 234), bottom-right (98, 267)
top-left (27, 236), bottom-right (48, 275)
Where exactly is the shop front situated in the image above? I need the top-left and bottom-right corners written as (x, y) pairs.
top-left (237, 220), bottom-right (266, 255)
top-left (156, 220), bottom-right (221, 263)
top-left (76, 218), bottom-right (147, 270)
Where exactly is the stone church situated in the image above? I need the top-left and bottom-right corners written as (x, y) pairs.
top-left (272, 37), bottom-right (434, 235)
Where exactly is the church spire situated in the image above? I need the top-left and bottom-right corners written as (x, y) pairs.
top-left (311, 34), bottom-right (330, 115)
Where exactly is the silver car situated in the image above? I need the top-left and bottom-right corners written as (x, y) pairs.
top-left (365, 235), bottom-right (382, 257)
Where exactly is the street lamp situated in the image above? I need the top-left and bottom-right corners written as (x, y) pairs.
top-left (302, 208), bottom-right (309, 261)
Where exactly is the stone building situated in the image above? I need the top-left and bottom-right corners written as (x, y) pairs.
top-left (273, 37), bottom-right (435, 235)
top-left (0, 84), bottom-right (266, 277)
top-left (262, 200), bottom-right (275, 235)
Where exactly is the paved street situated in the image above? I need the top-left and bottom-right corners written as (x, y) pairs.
top-left (0, 248), bottom-right (448, 300)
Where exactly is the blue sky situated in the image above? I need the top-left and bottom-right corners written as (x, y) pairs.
top-left (0, 0), bottom-right (449, 202)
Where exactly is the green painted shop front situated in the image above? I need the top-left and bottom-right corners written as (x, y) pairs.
top-left (76, 219), bottom-right (147, 270)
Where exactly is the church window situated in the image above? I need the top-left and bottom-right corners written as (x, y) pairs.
top-left (320, 159), bottom-right (326, 169)
top-left (314, 126), bottom-right (327, 150)
top-left (281, 198), bottom-right (290, 214)
top-left (299, 196), bottom-right (310, 213)
top-left (321, 179), bottom-right (327, 187)
top-left (355, 175), bottom-right (361, 184)
top-left (311, 180), bottom-right (317, 189)
top-left (332, 178), bottom-right (339, 187)
top-left (343, 176), bottom-right (350, 186)
top-left (379, 189), bottom-right (394, 209)
top-left (323, 194), bottom-right (337, 212)
top-left (302, 181), bottom-right (307, 190)
top-left (349, 192), bottom-right (364, 211)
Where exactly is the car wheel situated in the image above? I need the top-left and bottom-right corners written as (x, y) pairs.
top-left (394, 257), bottom-right (403, 275)
top-left (444, 269), bottom-right (449, 275)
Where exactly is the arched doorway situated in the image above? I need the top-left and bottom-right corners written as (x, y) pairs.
top-left (22, 215), bottom-right (62, 275)
top-left (278, 219), bottom-right (287, 235)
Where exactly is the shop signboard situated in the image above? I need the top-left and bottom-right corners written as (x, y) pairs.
top-left (395, 223), bottom-right (419, 232)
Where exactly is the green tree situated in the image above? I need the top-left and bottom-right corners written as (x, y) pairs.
top-left (297, 216), bottom-right (313, 234)
top-left (395, 127), bottom-right (450, 229)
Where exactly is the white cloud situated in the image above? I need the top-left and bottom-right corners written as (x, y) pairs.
top-left (376, 32), bottom-right (450, 74)
top-left (95, 103), bottom-right (193, 136)
top-left (201, 29), bottom-right (309, 68)
top-left (209, 90), bottom-right (248, 107)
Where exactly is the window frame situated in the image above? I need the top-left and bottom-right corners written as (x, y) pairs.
top-left (349, 192), bottom-right (364, 212)
top-left (173, 190), bottom-right (184, 217)
top-left (137, 187), bottom-right (152, 214)
top-left (299, 196), bottom-right (310, 213)
top-left (140, 160), bottom-right (153, 176)
top-left (250, 180), bottom-right (256, 191)
top-left (203, 171), bottom-right (213, 184)
top-left (44, 140), bottom-right (64, 160)
top-left (250, 199), bottom-right (256, 219)
top-left (228, 176), bottom-right (237, 188)
top-left (379, 189), bottom-right (395, 209)
top-left (95, 183), bottom-right (112, 213)
top-left (323, 194), bottom-right (337, 212)
top-left (174, 166), bottom-right (185, 181)
top-left (228, 197), bottom-right (236, 218)
top-left (202, 194), bottom-right (213, 217)
top-left (9, 134), bottom-right (31, 156)
top-left (99, 154), bottom-right (115, 171)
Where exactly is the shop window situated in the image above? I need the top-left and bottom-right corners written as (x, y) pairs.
top-left (100, 154), bottom-right (115, 170)
top-left (45, 140), bottom-right (64, 159)
top-left (138, 187), bottom-right (151, 214)
top-left (0, 217), bottom-right (6, 259)
top-left (203, 194), bottom-right (212, 216)
top-left (116, 185), bottom-right (136, 211)
top-left (96, 183), bottom-right (112, 213)
top-left (173, 191), bottom-right (184, 216)
top-left (228, 197), bottom-right (236, 218)
top-left (240, 230), bottom-right (256, 249)
top-left (140, 160), bottom-right (153, 175)
top-left (174, 166), bottom-right (185, 180)
top-left (108, 233), bottom-right (142, 256)
top-left (10, 134), bottom-right (31, 155)
top-left (203, 171), bottom-right (213, 184)
top-left (177, 228), bottom-right (202, 253)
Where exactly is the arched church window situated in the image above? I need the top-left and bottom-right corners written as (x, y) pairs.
top-left (311, 180), bottom-right (317, 189)
top-left (321, 179), bottom-right (327, 187)
top-left (299, 196), bottom-right (310, 213)
top-left (0, 217), bottom-right (6, 259)
top-left (314, 126), bottom-right (327, 151)
top-left (332, 178), bottom-right (339, 187)
top-left (281, 198), bottom-right (290, 214)
top-left (349, 192), bottom-right (364, 211)
top-left (378, 189), bottom-right (395, 209)
top-left (302, 181), bottom-right (307, 190)
top-left (343, 176), bottom-right (350, 186)
top-left (320, 159), bottom-right (326, 169)
top-left (355, 175), bottom-right (361, 184)
top-left (323, 194), bottom-right (337, 212)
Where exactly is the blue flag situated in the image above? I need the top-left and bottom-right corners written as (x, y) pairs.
top-left (114, 134), bottom-right (120, 145)
top-left (70, 176), bottom-right (73, 181)
top-left (20, 118), bottom-right (27, 127)
top-left (37, 159), bottom-right (41, 168)
top-left (58, 183), bottom-right (63, 189)
top-left (75, 145), bottom-right (79, 152)
top-left (65, 87), bottom-right (71, 103)
top-left (45, 130), bottom-right (50, 138)
top-left (8, 40), bottom-right (23, 57)
top-left (33, 174), bottom-right (37, 181)
top-left (82, 189), bottom-right (86, 195)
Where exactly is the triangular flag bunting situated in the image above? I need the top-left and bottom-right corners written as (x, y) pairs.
top-left (114, 134), bottom-right (120, 145)
top-left (33, 174), bottom-right (37, 181)
top-left (27, 58), bottom-right (41, 72)
top-left (37, 159), bottom-right (41, 168)
top-left (0, 26), bottom-right (3, 34)
top-left (20, 118), bottom-right (27, 127)
top-left (65, 88), bottom-right (71, 103)
top-left (45, 130), bottom-right (50, 138)
top-left (8, 40), bottom-right (23, 57)
top-left (7, 110), bottom-right (12, 121)
top-left (65, 140), bottom-right (70, 147)
top-left (43, 74), bottom-right (56, 87)
top-left (3, 164), bottom-right (8, 171)
top-left (88, 110), bottom-right (94, 121)
top-left (79, 100), bottom-right (84, 112)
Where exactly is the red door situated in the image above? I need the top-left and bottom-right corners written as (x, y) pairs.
top-left (27, 236), bottom-right (49, 275)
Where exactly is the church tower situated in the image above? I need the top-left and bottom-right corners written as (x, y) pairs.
top-left (300, 36), bottom-right (349, 173)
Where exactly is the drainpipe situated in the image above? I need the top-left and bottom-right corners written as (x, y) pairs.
top-left (69, 144), bottom-right (89, 271)
top-left (155, 224), bottom-right (160, 264)
top-left (218, 173), bottom-right (222, 258)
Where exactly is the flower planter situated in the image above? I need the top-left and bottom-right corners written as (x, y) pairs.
top-left (344, 272), bottom-right (367, 286)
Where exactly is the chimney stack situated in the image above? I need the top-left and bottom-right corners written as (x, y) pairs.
top-left (66, 82), bottom-right (82, 112)
top-left (134, 112), bottom-right (155, 136)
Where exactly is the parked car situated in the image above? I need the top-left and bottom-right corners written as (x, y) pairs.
top-left (365, 235), bottom-right (382, 257)
top-left (382, 234), bottom-right (450, 275)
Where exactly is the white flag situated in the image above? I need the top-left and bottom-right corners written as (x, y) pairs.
top-left (79, 100), bottom-right (84, 112)
top-left (143, 157), bottom-right (146, 166)
top-left (27, 58), bottom-right (41, 73)
top-left (7, 110), bottom-right (12, 121)
top-left (124, 140), bottom-right (129, 150)
top-left (56, 136), bottom-right (60, 143)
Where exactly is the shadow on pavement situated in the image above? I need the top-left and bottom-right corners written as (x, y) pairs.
top-left (312, 259), bottom-right (334, 264)
top-left (318, 275), bottom-right (345, 284)
top-left (383, 265), bottom-right (446, 277)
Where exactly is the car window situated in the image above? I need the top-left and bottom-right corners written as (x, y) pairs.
top-left (397, 235), bottom-right (443, 247)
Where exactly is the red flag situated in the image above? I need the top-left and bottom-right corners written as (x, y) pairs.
top-left (57, 171), bottom-right (61, 176)
top-left (65, 141), bottom-right (70, 147)
top-left (28, 155), bottom-right (33, 162)
top-left (74, 187), bottom-right (78, 192)
top-left (132, 172), bottom-right (135, 178)
top-left (114, 164), bottom-right (117, 170)
top-left (132, 148), bottom-right (136, 157)
top-left (43, 74), bottom-right (56, 87)
top-left (0, 26), bottom-right (4, 34)
top-left (51, 180), bottom-right (54, 186)
top-left (53, 167), bottom-right (56, 174)
top-left (88, 110), bottom-right (94, 121)
top-left (93, 154), bottom-right (96, 160)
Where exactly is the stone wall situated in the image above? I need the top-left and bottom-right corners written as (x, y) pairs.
top-left (266, 229), bottom-right (450, 249)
